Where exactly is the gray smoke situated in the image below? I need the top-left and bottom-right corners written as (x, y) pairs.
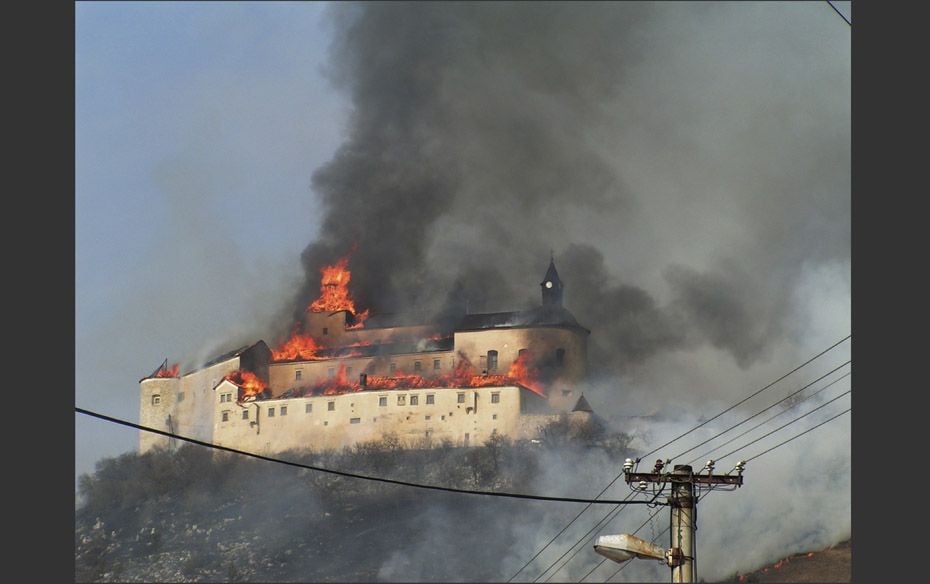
top-left (293, 1), bottom-right (849, 392)
top-left (288, 3), bottom-right (850, 580)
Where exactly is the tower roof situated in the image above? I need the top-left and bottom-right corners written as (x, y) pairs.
top-left (541, 257), bottom-right (562, 287)
top-left (572, 393), bottom-right (593, 412)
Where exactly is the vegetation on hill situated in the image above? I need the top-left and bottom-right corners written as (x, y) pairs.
top-left (76, 417), bottom-right (631, 582)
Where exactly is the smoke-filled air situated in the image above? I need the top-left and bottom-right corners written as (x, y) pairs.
top-left (291, 2), bottom-right (850, 581)
top-left (76, 2), bottom-right (849, 582)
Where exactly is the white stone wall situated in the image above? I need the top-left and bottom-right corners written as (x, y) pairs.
top-left (212, 385), bottom-right (539, 455)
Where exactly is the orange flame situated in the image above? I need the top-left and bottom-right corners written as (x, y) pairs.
top-left (289, 352), bottom-right (546, 397)
top-left (307, 254), bottom-right (370, 327)
top-left (154, 363), bottom-right (180, 378)
top-left (272, 331), bottom-right (324, 362)
top-left (224, 370), bottom-right (267, 400)
top-left (505, 351), bottom-right (545, 396)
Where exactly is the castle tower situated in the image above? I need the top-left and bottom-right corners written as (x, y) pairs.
top-left (540, 256), bottom-right (564, 307)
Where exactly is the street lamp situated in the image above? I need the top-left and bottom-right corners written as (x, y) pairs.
top-left (593, 533), bottom-right (668, 564)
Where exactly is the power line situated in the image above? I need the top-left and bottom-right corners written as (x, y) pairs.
top-left (685, 371), bottom-right (850, 467)
top-left (601, 493), bottom-right (704, 583)
top-left (713, 390), bottom-right (850, 463)
top-left (670, 362), bottom-right (851, 462)
top-left (826, 1), bottom-right (852, 26)
top-left (75, 406), bottom-right (658, 506)
top-left (597, 412), bottom-right (850, 582)
top-left (746, 407), bottom-right (850, 463)
top-left (542, 487), bottom-right (669, 582)
top-left (640, 335), bottom-right (850, 461)
top-left (579, 506), bottom-right (665, 582)
top-left (506, 335), bottom-right (849, 581)
top-left (507, 491), bottom-right (636, 582)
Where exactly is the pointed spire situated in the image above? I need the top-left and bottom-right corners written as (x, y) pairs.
top-left (572, 393), bottom-right (593, 413)
top-left (540, 255), bottom-right (564, 307)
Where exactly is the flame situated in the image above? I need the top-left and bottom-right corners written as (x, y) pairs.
top-left (154, 363), bottom-right (180, 378)
top-left (505, 351), bottom-right (545, 396)
top-left (272, 330), bottom-right (324, 361)
top-left (224, 370), bottom-right (267, 400)
top-left (271, 326), bottom-right (374, 363)
top-left (307, 253), bottom-right (370, 327)
top-left (288, 352), bottom-right (546, 397)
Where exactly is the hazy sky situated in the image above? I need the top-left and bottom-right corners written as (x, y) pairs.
top-left (76, 1), bottom-right (346, 479)
top-left (75, 0), bottom-right (850, 498)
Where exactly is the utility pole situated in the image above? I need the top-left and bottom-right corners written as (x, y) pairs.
top-left (669, 466), bottom-right (695, 583)
top-left (618, 459), bottom-right (745, 583)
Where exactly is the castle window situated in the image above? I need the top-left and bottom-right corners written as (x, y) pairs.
top-left (350, 417), bottom-right (361, 424)
top-left (414, 361), bottom-right (422, 372)
top-left (379, 396), bottom-right (388, 407)
top-left (327, 367), bottom-right (335, 378)
top-left (242, 410), bottom-right (249, 420)
top-left (295, 370), bottom-right (302, 381)
top-left (397, 394), bottom-right (406, 406)
top-left (433, 359), bottom-right (441, 370)
top-left (152, 394), bottom-right (161, 405)
top-left (222, 411), bottom-right (229, 422)
top-left (425, 415), bottom-right (431, 421)
top-left (492, 414), bottom-right (498, 420)
top-left (426, 394), bottom-right (435, 405)
top-left (457, 393), bottom-right (465, 404)
top-left (389, 362), bottom-right (396, 374)
top-left (491, 393), bottom-right (500, 404)
top-left (410, 395), bottom-right (419, 406)
top-left (305, 403), bottom-right (313, 413)
top-left (556, 348), bottom-right (566, 367)
top-left (518, 348), bottom-right (528, 357)
top-left (328, 401), bottom-right (335, 411)
top-left (177, 392), bottom-right (184, 403)
top-left (219, 394), bottom-right (225, 403)
top-left (268, 407), bottom-right (275, 417)
top-left (323, 327), bottom-right (329, 335)
top-left (280, 406), bottom-right (288, 416)
top-left (487, 350), bottom-right (499, 371)
top-left (562, 389), bottom-right (572, 396)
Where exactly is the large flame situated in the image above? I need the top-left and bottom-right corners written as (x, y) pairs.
top-left (272, 329), bottom-right (324, 361)
top-left (307, 253), bottom-right (370, 327)
top-left (505, 350), bottom-right (544, 396)
top-left (224, 370), bottom-right (267, 401)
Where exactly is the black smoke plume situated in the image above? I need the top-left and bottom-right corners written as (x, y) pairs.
top-left (293, 1), bottom-right (849, 397)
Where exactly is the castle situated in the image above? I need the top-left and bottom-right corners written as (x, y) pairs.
top-left (139, 258), bottom-right (593, 455)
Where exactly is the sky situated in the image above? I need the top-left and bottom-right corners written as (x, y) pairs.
top-left (75, 6), bottom-right (851, 574)
top-left (76, 1), bottom-right (347, 479)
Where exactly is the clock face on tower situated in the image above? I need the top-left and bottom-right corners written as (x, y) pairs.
top-left (545, 281), bottom-right (553, 289)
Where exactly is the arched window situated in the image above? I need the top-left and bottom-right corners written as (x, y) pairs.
top-left (555, 348), bottom-right (565, 367)
top-left (487, 350), bottom-right (499, 371)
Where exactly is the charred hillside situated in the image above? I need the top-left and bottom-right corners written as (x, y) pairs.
top-left (76, 419), bottom-right (630, 583)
